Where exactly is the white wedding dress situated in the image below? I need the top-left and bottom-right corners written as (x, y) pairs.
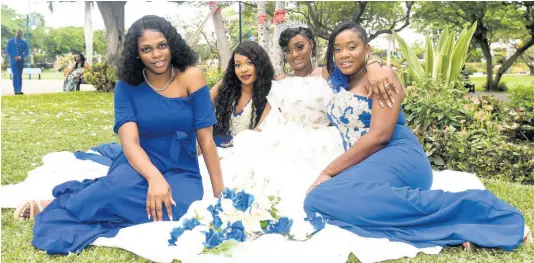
top-left (210, 75), bottom-right (345, 219)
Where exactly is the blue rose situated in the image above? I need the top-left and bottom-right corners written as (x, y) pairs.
top-left (264, 217), bottom-right (293, 235)
top-left (221, 188), bottom-right (236, 200)
top-left (224, 221), bottom-right (247, 242)
top-left (182, 218), bottom-right (201, 230)
top-left (306, 214), bottom-right (326, 232)
top-left (203, 229), bottom-right (225, 248)
top-left (213, 214), bottom-right (223, 229)
top-left (232, 190), bottom-right (255, 212)
top-left (168, 227), bottom-right (185, 246)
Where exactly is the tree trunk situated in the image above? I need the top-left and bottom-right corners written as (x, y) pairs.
top-left (522, 54), bottom-right (534, 75)
top-left (96, 1), bottom-right (125, 67)
top-left (257, 1), bottom-right (268, 52)
top-left (84, 1), bottom-right (94, 65)
top-left (270, 1), bottom-right (285, 75)
top-left (494, 38), bottom-right (534, 85)
top-left (211, 3), bottom-right (231, 70)
top-left (475, 36), bottom-right (493, 91)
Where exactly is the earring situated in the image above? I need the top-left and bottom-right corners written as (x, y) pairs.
top-left (365, 54), bottom-right (369, 63)
top-left (332, 56), bottom-right (335, 62)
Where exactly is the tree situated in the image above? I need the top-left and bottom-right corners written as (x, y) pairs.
top-left (96, 1), bottom-right (125, 66)
top-left (287, 1), bottom-right (413, 41)
top-left (413, 1), bottom-right (534, 90)
top-left (210, 1), bottom-right (231, 70)
top-left (85, 1), bottom-right (94, 65)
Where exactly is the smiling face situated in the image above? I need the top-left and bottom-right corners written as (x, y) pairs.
top-left (137, 29), bottom-right (172, 75)
top-left (234, 53), bottom-right (256, 86)
top-left (333, 29), bottom-right (370, 76)
top-left (283, 34), bottom-right (313, 70)
top-left (75, 54), bottom-right (81, 62)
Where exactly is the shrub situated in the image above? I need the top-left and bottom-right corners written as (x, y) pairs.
top-left (404, 76), bottom-right (534, 184)
top-left (508, 83), bottom-right (534, 119)
top-left (84, 62), bottom-right (117, 92)
top-left (205, 67), bottom-right (224, 89)
top-left (53, 53), bottom-right (75, 72)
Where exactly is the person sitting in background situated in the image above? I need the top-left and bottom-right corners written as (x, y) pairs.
top-left (63, 53), bottom-right (89, 92)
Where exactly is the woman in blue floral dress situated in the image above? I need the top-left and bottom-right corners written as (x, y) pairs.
top-left (304, 21), bottom-right (531, 251)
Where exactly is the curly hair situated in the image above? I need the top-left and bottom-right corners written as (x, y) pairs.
top-left (117, 15), bottom-right (198, 85)
top-left (213, 41), bottom-right (274, 136)
top-left (326, 21), bottom-right (368, 75)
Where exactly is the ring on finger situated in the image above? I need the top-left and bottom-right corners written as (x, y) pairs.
top-left (384, 82), bottom-right (391, 89)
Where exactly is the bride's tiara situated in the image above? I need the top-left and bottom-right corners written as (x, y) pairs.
top-left (274, 21), bottom-right (309, 40)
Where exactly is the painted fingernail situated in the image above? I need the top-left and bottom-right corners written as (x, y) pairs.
top-left (148, 215), bottom-right (151, 220)
top-left (392, 98), bottom-right (396, 104)
top-left (387, 102), bottom-right (392, 108)
top-left (170, 216), bottom-right (173, 221)
top-left (380, 102), bottom-right (385, 108)
top-left (396, 89), bottom-right (400, 94)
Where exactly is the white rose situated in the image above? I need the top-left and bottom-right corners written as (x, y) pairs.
top-left (289, 218), bottom-right (316, 241)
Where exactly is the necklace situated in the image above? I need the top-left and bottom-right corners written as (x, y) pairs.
top-left (143, 67), bottom-right (175, 92)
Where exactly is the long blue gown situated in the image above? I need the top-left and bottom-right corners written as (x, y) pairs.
top-left (304, 68), bottom-right (525, 250)
top-left (32, 80), bottom-right (216, 254)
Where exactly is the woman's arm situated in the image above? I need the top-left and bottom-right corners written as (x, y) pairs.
top-left (210, 80), bottom-right (222, 103)
top-left (253, 102), bottom-right (272, 131)
top-left (197, 126), bottom-right (224, 197)
top-left (321, 68), bottom-right (405, 177)
top-left (64, 64), bottom-right (76, 78)
top-left (188, 67), bottom-right (224, 197)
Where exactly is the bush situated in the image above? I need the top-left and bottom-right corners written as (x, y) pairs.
top-left (84, 62), bottom-right (117, 92)
top-left (404, 76), bottom-right (534, 184)
top-left (508, 83), bottom-right (534, 117)
top-left (53, 53), bottom-right (75, 72)
top-left (205, 67), bottom-right (224, 89)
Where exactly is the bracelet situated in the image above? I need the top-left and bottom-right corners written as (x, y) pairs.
top-left (366, 60), bottom-right (382, 67)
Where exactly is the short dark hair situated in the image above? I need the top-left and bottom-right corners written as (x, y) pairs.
top-left (117, 15), bottom-right (197, 86)
top-left (278, 27), bottom-right (317, 57)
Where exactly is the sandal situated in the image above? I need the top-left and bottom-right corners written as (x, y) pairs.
top-left (462, 241), bottom-right (477, 252)
top-left (13, 200), bottom-right (44, 221)
top-left (524, 225), bottom-right (533, 245)
top-left (463, 225), bottom-right (533, 251)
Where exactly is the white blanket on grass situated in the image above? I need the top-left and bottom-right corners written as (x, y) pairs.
top-left (0, 149), bottom-right (486, 263)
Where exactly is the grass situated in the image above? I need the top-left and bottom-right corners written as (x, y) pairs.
top-left (471, 74), bottom-right (534, 92)
top-left (2, 92), bottom-right (534, 262)
top-left (1, 69), bottom-right (64, 80)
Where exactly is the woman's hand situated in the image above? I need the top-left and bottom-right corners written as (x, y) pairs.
top-left (212, 183), bottom-right (224, 198)
top-left (365, 64), bottom-right (400, 108)
top-left (306, 172), bottom-right (332, 195)
top-left (146, 175), bottom-right (176, 221)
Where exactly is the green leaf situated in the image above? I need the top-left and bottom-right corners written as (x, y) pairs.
top-left (392, 30), bottom-right (424, 83)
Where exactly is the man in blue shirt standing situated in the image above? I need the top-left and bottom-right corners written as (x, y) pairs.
top-left (6, 30), bottom-right (29, 95)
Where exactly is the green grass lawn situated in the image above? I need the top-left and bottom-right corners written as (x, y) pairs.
top-left (1, 69), bottom-right (64, 80)
top-left (2, 92), bottom-right (533, 262)
top-left (471, 74), bottom-right (534, 92)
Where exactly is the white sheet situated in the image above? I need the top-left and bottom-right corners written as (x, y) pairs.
top-left (1, 149), bottom-right (486, 263)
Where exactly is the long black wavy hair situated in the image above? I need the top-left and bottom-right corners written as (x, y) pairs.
top-left (326, 21), bottom-right (368, 75)
top-left (213, 41), bottom-right (274, 136)
top-left (278, 27), bottom-right (317, 71)
top-left (74, 53), bottom-right (86, 68)
top-left (117, 15), bottom-right (198, 85)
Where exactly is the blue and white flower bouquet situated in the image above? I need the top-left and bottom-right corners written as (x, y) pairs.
top-left (168, 187), bottom-right (326, 255)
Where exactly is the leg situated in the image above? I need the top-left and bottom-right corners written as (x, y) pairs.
top-left (304, 176), bottom-right (525, 250)
top-left (10, 61), bottom-right (21, 94)
top-left (15, 61), bottom-right (23, 93)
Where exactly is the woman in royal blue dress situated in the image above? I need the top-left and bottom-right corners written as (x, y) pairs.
top-left (304, 21), bottom-right (532, 251)
top-left (13, 15), bottom-right (225, 254)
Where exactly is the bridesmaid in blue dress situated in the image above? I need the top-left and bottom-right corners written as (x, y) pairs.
top-left (14, 15), bottom-right (225, 254)
top-left (304, 21), bottom-right (531, 251)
